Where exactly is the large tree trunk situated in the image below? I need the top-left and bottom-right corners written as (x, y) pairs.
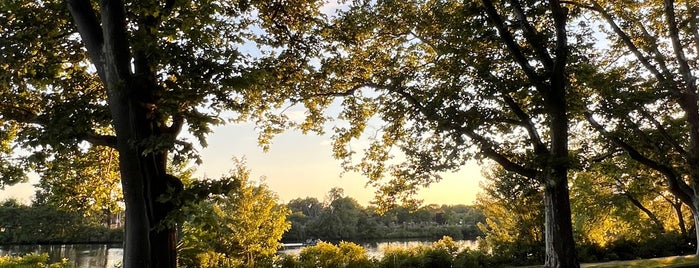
top-left (67, 1), bottom-right (180, 267)
top-left (543, 177), bottom-right (579, 268)
top-left (543, 1), bottom-right (578, 266)
top-left (111, 80), bottom-right (179, 268)
top-left (542, 101), bottom-right (579, 268)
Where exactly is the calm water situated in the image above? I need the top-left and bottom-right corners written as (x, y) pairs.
top-left (0, 239), bottom-right (476, 267)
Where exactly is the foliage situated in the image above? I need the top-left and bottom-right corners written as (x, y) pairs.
top-left (474, 166), bottom-right (545, 266)
top-left (569, 157), bottom-right (691, 246)
top-left (0, 200), bottom-right (122, 244)
top-left (252, 0), bottom-right (582, 264)
top-left (296, 241), bottom-right (375, 268)
top-left (178, 159), bottom-right (291, 268)
top-left (0, 0), bottom-right (323, 265)
top-left (0, 253), bottom-right (70, 268)
top-left (33, 146), bottom-right (123, 225)
top-left (283, 189), bottom-right (485, 242)
top-left (578, 0), bottom-right (699, 254)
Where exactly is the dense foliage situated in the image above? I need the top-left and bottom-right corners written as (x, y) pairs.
top-left (0, 199), bottom-right (121, 244)
top-left (2, 0), bottom-right (699, 267)
top-left (0, 0), bottom-right (323, 266)
top-left (0, 253), bottom-right (70, 268)
top-left (283, 189), bottom-right (484, 242)
top-left (178, 161), bottom-right (291, 268)
top-left (276, 237), bottom-right (482, 268)
top-left (273, 235), bottom-right (696, 268)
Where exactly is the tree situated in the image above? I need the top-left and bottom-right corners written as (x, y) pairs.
top-left (34, 146), bottom-right (123, 225)
top-left (288, 197), bottom-right (323, 218)
top-left (255, 0), bottom-right (583, 266)
top-left (0, 0), bottom-right (322, 267)
top-left (575, 0), bottom-right (699, 254)
top-left (476, 166), bottom-right (545, 265)
top-left (178, 161), bottom-right (290, 267)
top-left (570, 154), bottom-right (691, 243)
top-left (286, 197), bottom-right (324, 241)
top-left (309, 188), bottom-right (364, 240)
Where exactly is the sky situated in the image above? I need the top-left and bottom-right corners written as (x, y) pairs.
top-left (0, 1), bottom-right (486, 207)
top-left (0, 117), bottom-right (486, 206)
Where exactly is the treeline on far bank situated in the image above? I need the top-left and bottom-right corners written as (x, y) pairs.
top-left (282, 190), bottom-right (485, 242)
top-left (0, 199), bottom-right (122, 245)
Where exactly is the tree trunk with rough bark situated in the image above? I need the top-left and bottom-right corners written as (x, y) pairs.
top-left (67, 0), bottom-right (181, 267)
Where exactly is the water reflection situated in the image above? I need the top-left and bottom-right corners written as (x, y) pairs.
top-left (0, 244), bottom-right (122, 268)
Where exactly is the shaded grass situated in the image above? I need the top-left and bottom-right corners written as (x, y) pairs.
top-left (516, 255), bottom-right (699, 268)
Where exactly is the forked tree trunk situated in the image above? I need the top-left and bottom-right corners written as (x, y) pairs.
top-left (67, 1), bottom-right (180, 267)
top-left (543, 1), bottom-right (577, 266)
top-left (112, 87), bottom-right (179, 268)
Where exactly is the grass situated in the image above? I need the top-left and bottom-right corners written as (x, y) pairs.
top-left (517, 255), bottom-right (699, 268)
top-left (583, 255), bottom-right (699, 268)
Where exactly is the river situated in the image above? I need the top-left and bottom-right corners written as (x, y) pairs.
top-left (0, 239), bottom-right (476, 267)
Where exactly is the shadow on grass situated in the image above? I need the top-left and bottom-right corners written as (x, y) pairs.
top-left (516, 255), bottom-right (699, 268)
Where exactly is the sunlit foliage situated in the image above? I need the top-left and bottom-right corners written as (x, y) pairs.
top-left (178, 159), bottom-right (290, 267)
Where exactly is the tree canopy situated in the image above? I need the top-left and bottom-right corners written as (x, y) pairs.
top-left (1, 0), bottom-right (323, 266)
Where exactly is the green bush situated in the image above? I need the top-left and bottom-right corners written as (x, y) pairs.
top-left (0, 253), bottom-right (71, 268)
top-left (298, 241), bottom-right (375, 268)
top-left (377, 237), bottom-right (474, 268)
top-left (453, 249), bottom-right (490, 268)
top-left (379, 247), bottom-right (422, 268)
top-left (277, 236), bottom-right (502, 268)
top-left (602, 232), bottom-right (695, 261)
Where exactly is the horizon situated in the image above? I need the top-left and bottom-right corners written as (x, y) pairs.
top-left (0, 119), bottom-right (485, 207)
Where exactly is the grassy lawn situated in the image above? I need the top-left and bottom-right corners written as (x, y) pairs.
top-left (583, 255), bottom-right (699, 268)
top-left (517, 255), bottom-right (699, 268)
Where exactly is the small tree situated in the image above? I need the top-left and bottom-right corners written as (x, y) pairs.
top-left (178, 159), bottom-right (291, 267)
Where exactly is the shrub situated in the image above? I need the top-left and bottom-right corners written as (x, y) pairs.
top-left (275, 254), bottom-right (301, 268)
top-left (0, 253), bottom-right (70, 268)
top-left (298, 241), bottom-right (375, 268)
top-left (453, 249), bottom-right (491, 268)
top-left (379, 247), bottom-right (422, 268)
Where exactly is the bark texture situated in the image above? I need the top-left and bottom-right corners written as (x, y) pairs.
top-left (67, 1), bottom-right (181, 267)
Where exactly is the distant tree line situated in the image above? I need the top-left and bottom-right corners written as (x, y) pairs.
top-left (283, 188), bottom-right (485, 242)
top-left (0, 199), bottom-right (122, 245)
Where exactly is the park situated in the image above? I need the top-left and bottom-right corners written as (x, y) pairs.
top-left (2, 0), bottom-right (699, 267)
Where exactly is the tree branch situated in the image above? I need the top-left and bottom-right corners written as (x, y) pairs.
top-left (587, 1), bottom-right (668, 84)
top-left (0, 104), bottom-right (41, 124)
top-left (689, 4), bottom-right (699, 60)
top-left (637, 108), bottom-right (688, 157)
top-left (481, 0), bottom-right (548, 94)
top-left (84, 133), bottom-right (118, 148)
top-left (585, 111), bottom-right (693, 205)
top-left (465, 128), bottom-right (539, 178)
top-left (502, 94), bottom-right (549, 155)
top-left (663, 0), bottom-right (698, 96)
top-left (510, 0), bottom-right (554, 69)
top-left (165, 113), bottom-right (185, 137)
top-left (637, 22), bottom-right (673, 78)
top-left (66, 0), bottom-right (106, 82)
